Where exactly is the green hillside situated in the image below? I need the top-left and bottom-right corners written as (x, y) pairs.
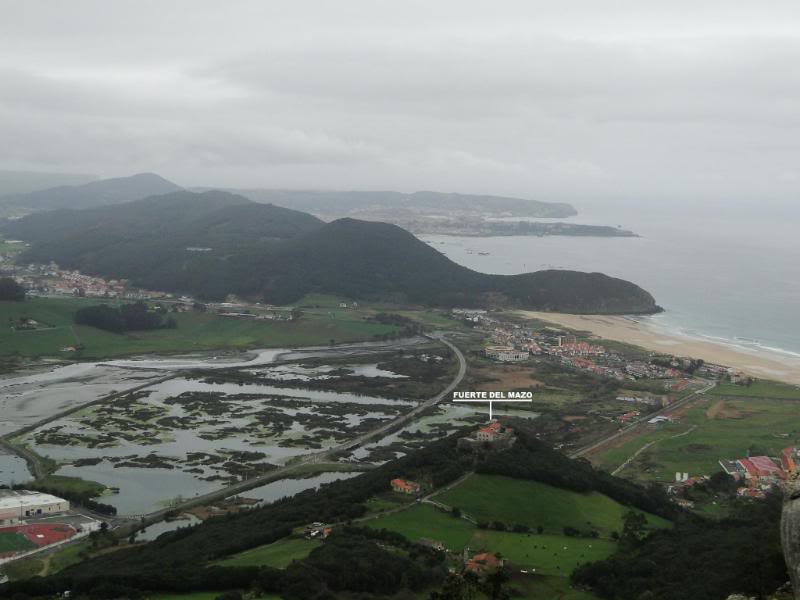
top-left (436, 474), bottom-right (670, 537)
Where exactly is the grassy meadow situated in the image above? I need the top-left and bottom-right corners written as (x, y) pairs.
top-left (435, 474), bottom-right (670, 536)
top-left (0, 296), bottom-right (403, 359)
top-left (596, 389), bottom-right (800, 483)
top-left (364, 499), bottom-right (618, 596)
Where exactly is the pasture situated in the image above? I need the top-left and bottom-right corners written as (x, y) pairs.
top-left (597, 392), bottom-right (800, 482)
top-left (0, 297), bottom-right (401, 359)
top-left (435, 474), bottom-right (669, 537)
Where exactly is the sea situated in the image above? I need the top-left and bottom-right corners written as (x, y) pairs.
top-left (421, 199), bottom-right (800, 360)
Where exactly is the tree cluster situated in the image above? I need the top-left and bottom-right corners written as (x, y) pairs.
top-left (0, 277), bottom-right (25, 301)
top-left (74, 301), bottom-right (176, 333)
top-left (572, 494), bottom-right (787, 600)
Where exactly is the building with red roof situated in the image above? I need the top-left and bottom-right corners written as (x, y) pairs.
top-left (390, 478), bottom-right (421, 495)
top-left (476, 421), bottom-right (514, 443)
top-left (465, 552), bottom-right (502, 575)
top-left (737, 456), bottom-right (784, 481)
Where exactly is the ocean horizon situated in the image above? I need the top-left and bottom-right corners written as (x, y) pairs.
top-left (423, 199), bottom-right (800, 364)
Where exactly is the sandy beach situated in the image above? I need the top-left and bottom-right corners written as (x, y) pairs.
top-left (517, 311), bottom-right (800, 386)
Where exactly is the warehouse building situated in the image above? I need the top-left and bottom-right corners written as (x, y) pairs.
top-left (0, 490), bottom-right (70, 526)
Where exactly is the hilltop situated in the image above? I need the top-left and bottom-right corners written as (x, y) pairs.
top-left (3, 191), bottom-right (660, 313)
top-left (0, 172), bottom-right (182, 212)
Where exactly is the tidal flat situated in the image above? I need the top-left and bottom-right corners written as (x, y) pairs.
top-left (22, 360), bottom-right (416, 514)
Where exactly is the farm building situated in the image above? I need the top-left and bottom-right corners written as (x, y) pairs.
top-left (390, 478), bottom-right (421, 495)
top-left (0, 491), bottom-right (69, 526)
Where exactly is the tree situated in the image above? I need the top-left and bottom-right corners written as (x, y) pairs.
top-left (430, 573), bottom-right (478, 600)
top-left (620, 510), bottom-right (647, 548)
top-left (0, 277), bottom-right (25, 301)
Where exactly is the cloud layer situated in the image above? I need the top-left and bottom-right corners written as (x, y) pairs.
top-left (2, 0), bottom-right (800, 205)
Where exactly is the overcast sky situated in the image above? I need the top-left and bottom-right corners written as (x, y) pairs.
top-left (2, 1), bottom-right (800, 205)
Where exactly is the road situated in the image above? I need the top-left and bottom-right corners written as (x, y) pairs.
top-left (569, 379), bottom-right (716, 460)
top-left (115, 334), bottom-right (467, 531)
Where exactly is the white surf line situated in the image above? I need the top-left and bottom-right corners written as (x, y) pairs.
top-left (452, 398), bottom-right (532, 420)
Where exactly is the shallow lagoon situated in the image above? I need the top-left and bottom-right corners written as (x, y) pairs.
top-left (24, 365), bottom-right (413, 515)
top-left (0, 451), bottom-right (32, 486)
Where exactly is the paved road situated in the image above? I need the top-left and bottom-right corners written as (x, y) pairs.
top-left (115, 334), bottom-right (467, 531)
top-left (569, 379), bottom-right (717, 460)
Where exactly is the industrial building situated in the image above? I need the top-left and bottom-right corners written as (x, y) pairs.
top-left (0, 490), bottom-right (70, 526)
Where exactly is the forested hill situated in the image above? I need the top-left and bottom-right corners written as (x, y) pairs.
top-left (3, 191), bottom-right (660, 314)
top-left (0, 172), bottom-right (181, 212)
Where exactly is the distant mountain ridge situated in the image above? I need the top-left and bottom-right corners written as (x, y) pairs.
top-left (2, 191), bottom-right (659, 314)
top-left (0, 173), bottom-right (182, 212)
top-left (213, 188), bottom-right (578, 219)
top-left (0, 170), bottom-right (96, 196)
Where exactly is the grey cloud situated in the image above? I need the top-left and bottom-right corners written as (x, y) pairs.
top-left (2, 0), bottom-right (800, 202)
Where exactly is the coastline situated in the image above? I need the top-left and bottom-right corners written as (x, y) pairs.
top-left (517, 311), bottom-right (800, 386)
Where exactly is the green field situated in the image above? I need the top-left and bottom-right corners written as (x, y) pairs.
top-left (215, 536), bottom-right (318, 569)
top-left (366, 504), bottom-right (476, 551)
top-left (365, 506), bottom-right (617, 574)
top-left (708, 381), bottom-right (800, 400)
top-left (0, 297), bottom-right (402, 359)
top-left (0, 531), bottom-right (36, 553)
top-left (470, 530), bottom-right (616, 576)
top-left (597, 393), bottom-right (800, 482)
top-left (436, 474), bottom-right (670, 537)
